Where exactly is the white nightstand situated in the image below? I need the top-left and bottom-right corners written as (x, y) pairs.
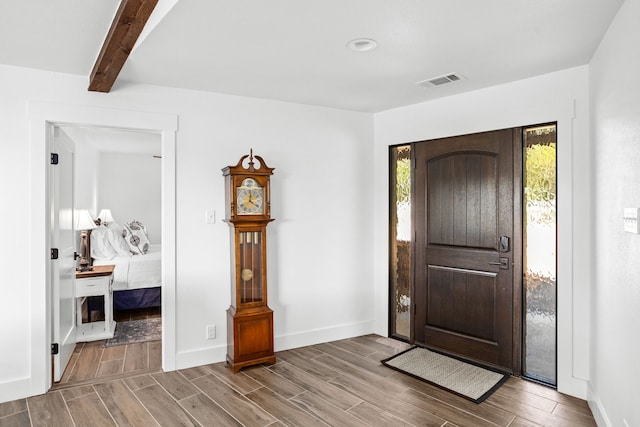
top-left (75, 264), bottom-right (116, 341)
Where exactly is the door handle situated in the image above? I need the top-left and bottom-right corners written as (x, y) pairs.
top-left (489, 258), bottom-right (509, 270)
top-left (74, 251), bottom-right (80, 260)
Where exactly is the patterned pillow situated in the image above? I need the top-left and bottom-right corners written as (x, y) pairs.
top-left (122, 220), bottom-right (150, 255)
top-left (128, 219), bottom-right (148, 237)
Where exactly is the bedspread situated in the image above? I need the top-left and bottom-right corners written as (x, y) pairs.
top-left (94, 244), bottom-right (162, 291)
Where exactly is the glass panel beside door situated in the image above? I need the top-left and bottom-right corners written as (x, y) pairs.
top-left (389, 144), bottom-right (411, 340)
top-left (523, 124), bottom-right (557, 386)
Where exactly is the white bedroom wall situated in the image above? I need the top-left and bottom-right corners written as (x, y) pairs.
top-left (98, 152), bottom-right (162, 244)
top-left (0, 63), bottom-right (373, 402)
top-left (72, 132), bottom-right (100, 215)
top-left (589, 0), bottom-right (640, 425)
top-left (373, 66), bottom-right (591, 399)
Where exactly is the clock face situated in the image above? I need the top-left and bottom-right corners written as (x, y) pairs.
top-left (237, 178), bottom-right (264, 215)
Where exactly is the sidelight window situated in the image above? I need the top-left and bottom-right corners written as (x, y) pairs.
top-left (389, 144), bottom-right (411, 340)
top-left (523, 124), bottom-right (557, 386)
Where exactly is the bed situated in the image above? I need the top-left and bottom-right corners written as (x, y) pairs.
top-left (91, 221), bottom-right (162, 310)
top-left (94, 244), bottom-right (162, 309)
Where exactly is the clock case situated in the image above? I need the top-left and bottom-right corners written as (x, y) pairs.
top-left (222, 152), bottom-right (275, 372)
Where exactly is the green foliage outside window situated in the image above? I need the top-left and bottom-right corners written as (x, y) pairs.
top-left (525, 143), bottom-right (556, 203)
top-left (396, 158), bottom-right (411, 205)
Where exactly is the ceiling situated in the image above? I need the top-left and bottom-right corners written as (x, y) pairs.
top-left (0, 0), bottom-right (625, 112)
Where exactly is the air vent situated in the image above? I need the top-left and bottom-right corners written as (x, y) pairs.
top-left (416, 73), bottom-right (465, 89)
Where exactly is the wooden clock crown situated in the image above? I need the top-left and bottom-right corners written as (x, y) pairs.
top-left (222, 149), bottom-right (274, 176)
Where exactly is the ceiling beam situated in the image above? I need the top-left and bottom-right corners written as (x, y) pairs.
top-left (88, 0), bottom-right (158, 92)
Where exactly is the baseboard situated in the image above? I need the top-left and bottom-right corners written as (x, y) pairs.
top-left (0, 377), bottom-right (34, 404)
top-left (588, 382), bottom-right (612, 427)
top-left (175, 344), bottom-right (227, 370)
top-left (274, 320), bottom-right (376, 351)
top-left (174, 320), bottom-right (376, 371)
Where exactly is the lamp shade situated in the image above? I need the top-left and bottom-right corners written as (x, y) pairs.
top-left (98, 209), bottom-right (115, 224)
top-left (76, 209), bottom-right (97, 231)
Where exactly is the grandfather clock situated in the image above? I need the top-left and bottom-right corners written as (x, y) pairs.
top-left (222, 150), bottom-right (275, 372)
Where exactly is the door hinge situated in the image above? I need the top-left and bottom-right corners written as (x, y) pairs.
top-left (51, 248), bottom-right (59, 259)
top-left (51, 343), bottom-right (59, 355)
top-left (51, 153), bottom-right (59, 165)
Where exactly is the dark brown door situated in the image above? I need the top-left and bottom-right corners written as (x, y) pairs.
top-left (414, 128), bottom-right (517, 372)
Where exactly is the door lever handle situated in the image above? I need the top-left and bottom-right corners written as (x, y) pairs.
top-left (489, 258), bottom-right (510, 270)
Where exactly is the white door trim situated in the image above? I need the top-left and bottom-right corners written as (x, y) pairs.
top-left (28, 102), bottom-right (178, 396)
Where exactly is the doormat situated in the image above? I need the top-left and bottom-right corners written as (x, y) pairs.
top-left (381, 346), bottom-right (509, 403)
top-left (104, 318), bottom-right (162, 347)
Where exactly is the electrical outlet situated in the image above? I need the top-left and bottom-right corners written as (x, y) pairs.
top-left (206, 210), bottom-right (215, 224)
top-left (206, 325), bottom-right (216, 340)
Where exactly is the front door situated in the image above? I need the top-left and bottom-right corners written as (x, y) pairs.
top-left (414, 128), bottom-right (518, 372)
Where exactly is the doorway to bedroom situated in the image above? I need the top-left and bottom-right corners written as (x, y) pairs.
top-left (55, 125), bottom-right (164, 387)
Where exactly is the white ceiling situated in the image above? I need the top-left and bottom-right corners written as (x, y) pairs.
top-left (0, 0), bottom-right (625, 112)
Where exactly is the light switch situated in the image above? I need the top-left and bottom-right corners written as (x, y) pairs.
top-left (623, 208), bottom-right (640, 234)
top-left (206, 210), bottom-right (215, 224)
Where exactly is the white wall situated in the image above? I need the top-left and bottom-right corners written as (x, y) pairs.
top-left (373, 66), bottom-right (592, 399)
top-left (589, 0), bottom-right (640, 425)
top-left (70, 130), bottom-right (99, 215)
top-left (0, 64), bottom-right (373, 402)
top-left (98, 152), bottom-right (161, 244)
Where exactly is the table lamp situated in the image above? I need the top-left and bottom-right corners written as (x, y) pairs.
top-left (77, 209), bottom-right (97, 272)
top-left (97, 208), bottom-right (115, 226)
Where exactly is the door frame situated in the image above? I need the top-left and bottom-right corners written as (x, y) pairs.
top-left (378, 98), bottom-right (586, 398)
top-left (28, 102), bottom-right (178, 395)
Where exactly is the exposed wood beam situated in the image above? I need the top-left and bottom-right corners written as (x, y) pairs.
top-left (88, 0), bottom-right (158, 92)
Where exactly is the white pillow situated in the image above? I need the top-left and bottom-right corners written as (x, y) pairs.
top-left (123, 221), bottom-right (150, 255)
top-left (90, 225), bottom-right (117, 260)
top-left (105, 222), bottom-right (131, 256)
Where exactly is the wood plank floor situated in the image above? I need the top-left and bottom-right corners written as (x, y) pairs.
top-left (56, 307), bottom-right (163, 388)
top-left (0, 335), bottom-right (596, 427)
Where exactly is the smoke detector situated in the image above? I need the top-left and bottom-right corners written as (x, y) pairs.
top-left (416, 73), bottom-right (465, 89)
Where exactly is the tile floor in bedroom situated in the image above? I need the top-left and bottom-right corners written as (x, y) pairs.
top-left (55, 307), bottom-right (163, 388)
